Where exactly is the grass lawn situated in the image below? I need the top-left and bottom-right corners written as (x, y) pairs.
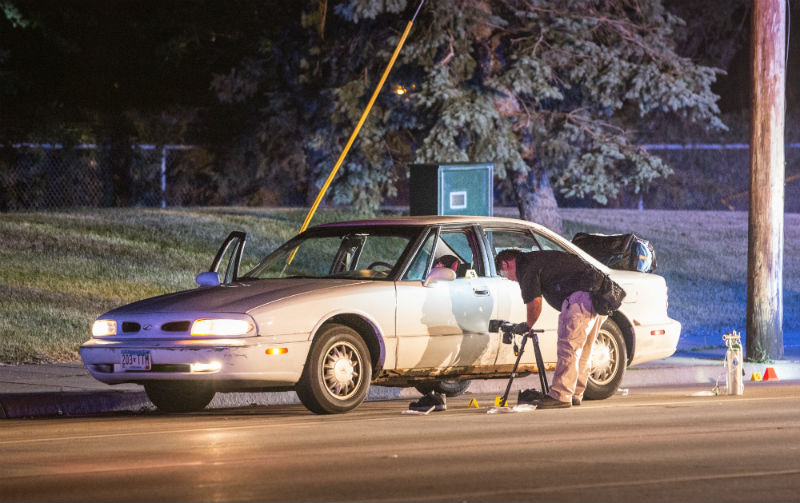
top-left (1, 207), bottom-right (797, 363)
top-left (0, 207), bottom-right (375, 363)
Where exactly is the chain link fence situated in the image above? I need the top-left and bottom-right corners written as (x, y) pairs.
top-left (0, 144), bottom-right (197, 211)
top-left (2, 142), bottom-right (799, 211)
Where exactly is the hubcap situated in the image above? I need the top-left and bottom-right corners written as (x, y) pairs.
top-left (590, 330), bottom-right (619, 386)
top-left (322, 341), bottom-right (362, 400)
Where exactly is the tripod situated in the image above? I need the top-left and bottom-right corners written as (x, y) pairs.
top-left (499, 329), bottom-right (549, 407)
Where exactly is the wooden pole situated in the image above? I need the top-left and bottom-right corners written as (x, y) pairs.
top-left (298, 0), bottom-right (426, 235)
top-left (747, 0), bottom-right (785, 361)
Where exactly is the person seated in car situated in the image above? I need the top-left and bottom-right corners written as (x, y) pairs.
top-left (435, 254), bottom-right (473, 277)
top-left (433, 254), bottom-right (460, 273)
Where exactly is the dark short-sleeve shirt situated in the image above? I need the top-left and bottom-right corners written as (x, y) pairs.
top-left (517, 251), bottom-right (602, 310)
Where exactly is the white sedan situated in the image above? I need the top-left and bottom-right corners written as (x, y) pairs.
top-left (80, 216), bottom-right (680, 414)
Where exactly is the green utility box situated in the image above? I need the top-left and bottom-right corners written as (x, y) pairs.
top-left (409, 163), bottom-right (494, 216)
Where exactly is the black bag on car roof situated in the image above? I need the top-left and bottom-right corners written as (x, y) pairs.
top-left (572, 232), bottom-right (657, 273)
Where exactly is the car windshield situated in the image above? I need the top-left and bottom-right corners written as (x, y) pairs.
top-left (242, 226), bottom-right (423, 280)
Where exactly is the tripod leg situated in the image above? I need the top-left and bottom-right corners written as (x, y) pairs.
top-left (499, 334), bottom-right (528, 407)
top-left (532, 332), bottom-right (549, 394)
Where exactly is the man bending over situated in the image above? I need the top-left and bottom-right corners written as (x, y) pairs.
top-left (495, 249), bottom-right (607, 409)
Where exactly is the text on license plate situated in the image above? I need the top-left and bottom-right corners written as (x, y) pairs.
top-left (120, 350), bottom-right (151, 370)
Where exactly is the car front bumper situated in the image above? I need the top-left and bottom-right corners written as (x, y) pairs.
top-left (79, 336), bottom-right (311, 388)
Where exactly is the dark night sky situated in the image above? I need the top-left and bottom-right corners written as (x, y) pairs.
top-left (1, 1), bottom-right (270, 137)
top-left (2, 1), bottom-right (799, 139)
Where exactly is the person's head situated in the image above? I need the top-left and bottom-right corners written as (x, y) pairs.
top-left (495, 248), bottom-right (523, 281)
top-left (433, 254), bottom-right (459, 272)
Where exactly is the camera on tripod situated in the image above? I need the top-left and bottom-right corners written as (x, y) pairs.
top-left (489, 319), bottom-right (518, 345)
top-left (489, 320), bottom-right (550, 403)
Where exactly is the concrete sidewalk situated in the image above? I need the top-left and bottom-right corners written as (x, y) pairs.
top-left (2, 346), bottom-right (799, 419)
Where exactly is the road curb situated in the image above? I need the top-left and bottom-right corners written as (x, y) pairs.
top-left (0, 391), bottom-right (151, 419)
top-left (0, 387), bottom-right (421, 419)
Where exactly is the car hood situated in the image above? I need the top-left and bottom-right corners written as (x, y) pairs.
top-left (105, 278), bottom-right (370, 316)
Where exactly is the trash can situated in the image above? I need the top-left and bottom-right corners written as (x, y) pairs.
top-left (409, 163), bottom-right (493, 216)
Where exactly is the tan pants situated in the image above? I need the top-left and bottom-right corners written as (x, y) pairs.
top-left (548, 291), bottom-right (606, 402)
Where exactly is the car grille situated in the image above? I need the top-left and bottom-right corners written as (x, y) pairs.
top-left (122, 322), bottom-right (141, 333)
top-left (118, 320), bottom-right (191, 335)
top-left (162, 321), bottom-right (191, 332)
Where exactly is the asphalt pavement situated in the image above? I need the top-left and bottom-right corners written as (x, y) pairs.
top-left (2, 342), bottom-right (799, 419)
top-left (5, 383), bottom-right (799, 502)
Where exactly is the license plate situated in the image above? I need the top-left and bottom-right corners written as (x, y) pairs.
top-left (120, 350), bottom-right (151, 371)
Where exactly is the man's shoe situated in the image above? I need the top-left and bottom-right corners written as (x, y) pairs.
top-left (409, 392), bottom-right (446, 412)
top-left (536, 395), bottom-right (571, 409)
top-left (517, 388), bottom-right (546, 405)
top-left (572, 396), bottom-right (582, 406)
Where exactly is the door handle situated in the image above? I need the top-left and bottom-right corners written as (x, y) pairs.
top-left (473, 289), bottom-right (490, 296)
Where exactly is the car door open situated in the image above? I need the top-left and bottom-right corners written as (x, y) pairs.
top-left (394, 227), bottom-right (501, 373)
top-left (197, 231), bottom-right (247, 286)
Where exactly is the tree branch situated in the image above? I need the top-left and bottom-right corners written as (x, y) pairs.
top-left (438, 30), bottom-right (455, 65)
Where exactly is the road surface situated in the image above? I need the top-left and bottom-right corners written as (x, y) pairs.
top-left (2, 383), bottom-right (799, 502)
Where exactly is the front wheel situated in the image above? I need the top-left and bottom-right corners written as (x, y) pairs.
top-left (584, 318), bottom-right (627, 400)
top-left (144, 382), bottom-right (215, 413)
top-left (296, 324), bottom-right (372, 414)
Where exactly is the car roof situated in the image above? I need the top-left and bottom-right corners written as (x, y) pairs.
top-left (308, 214), bottom-right (609, 272)
top-left (313, 215), bottom-right (537, 229)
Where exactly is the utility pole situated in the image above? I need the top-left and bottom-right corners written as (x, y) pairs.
top-left (747, 0), bottom-right (785, 361)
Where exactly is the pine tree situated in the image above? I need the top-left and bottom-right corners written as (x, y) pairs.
top-left (217, 0), bottom-right (726, 228)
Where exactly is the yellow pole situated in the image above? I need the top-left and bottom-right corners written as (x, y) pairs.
top-left (299, 18), bottom-right (416, 233)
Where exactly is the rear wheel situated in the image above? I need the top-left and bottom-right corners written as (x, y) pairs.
top-left (144, 382), bottom-right (215, 413)
top-left (414, 379), bottom-right (471, 397)
top-left (296, 324), bottom-right (372, 414)
top-left (584, 318), bottom-right (627, 400)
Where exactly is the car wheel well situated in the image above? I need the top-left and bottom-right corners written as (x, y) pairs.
top-left (610, 312), bottom-right (635, 365)
top-left (321, 315), bottom-right (383, 379)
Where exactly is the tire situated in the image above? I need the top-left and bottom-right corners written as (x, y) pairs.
top-left (414, 379), bottom-right (471, 397)
top-left (144, 382), bottom-right (215, 413)
top-left (296, 324), bottom-right (372, 414)
top-left (584, 318), bottom-right (627, 400)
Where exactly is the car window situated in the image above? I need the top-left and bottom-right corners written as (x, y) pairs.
top-left (244, 228), bottom-right (420, 280)
top-left (433, 229), bottom-right (484, 277)
top-left (485, 230), bottom-right (539, 253)
top-left (483, 229), bottom-right (539, 276)
top-left (403, 231), bottom-right (435, 281)
top-left (267, 236), bottom-right (343, 277)
top-left (534, 231), bottom-right (568, 252)
top-left (357, 235), bottom-right (412, 270)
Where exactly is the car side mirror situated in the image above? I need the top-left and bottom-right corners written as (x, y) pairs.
top-left (196, 271), bottom-right (220, 287)
top-left (423, 267), bottom-right (456, 287)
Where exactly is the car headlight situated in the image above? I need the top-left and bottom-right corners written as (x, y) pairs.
top-left (191, 318), bottom-right (253, 337)
top-left (92, 319), bottom-right (117, 337)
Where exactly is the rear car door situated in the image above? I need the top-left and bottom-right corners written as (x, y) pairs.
top-left (480, 225), bottom-right (560, 370)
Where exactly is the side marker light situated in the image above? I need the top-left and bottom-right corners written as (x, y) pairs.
top-left (266, 348), bottom-right (288, 355)
top-left (651, 329), bottom-right (666, 336)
